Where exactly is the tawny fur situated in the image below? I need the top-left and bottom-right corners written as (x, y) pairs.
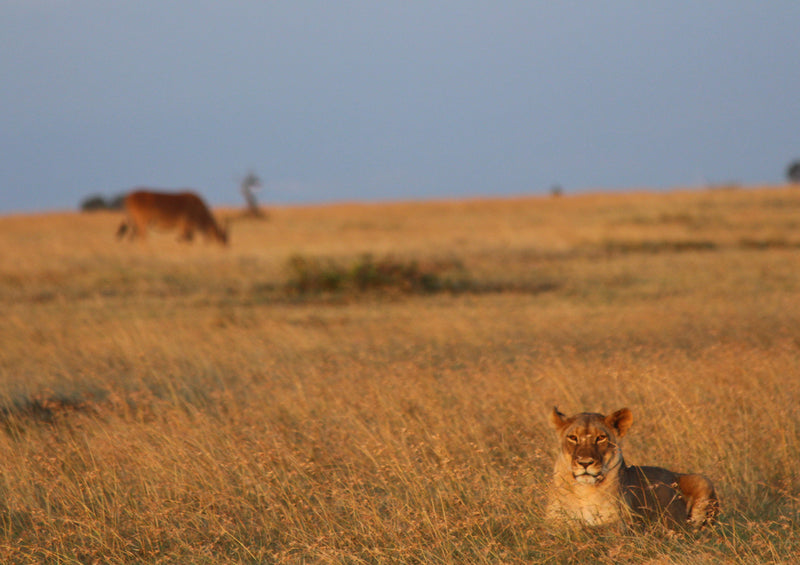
top-left (117, 189), bottom-right (228, 245)
top-left (546, 407), bottom-right (719, 530)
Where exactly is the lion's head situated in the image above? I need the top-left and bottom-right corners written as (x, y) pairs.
top-left (550, 407), bottom-right (633, 486)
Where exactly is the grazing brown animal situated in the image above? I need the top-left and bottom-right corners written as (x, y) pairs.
top-left (117, 189), bottom-right (228, 245)
top-left (546, 407), bottom-right (719, 531)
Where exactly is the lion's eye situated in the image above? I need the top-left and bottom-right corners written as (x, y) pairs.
top-left (596, 435), bottom-right (607, 444)
top-left (566, 434), bottom-right (578, 444)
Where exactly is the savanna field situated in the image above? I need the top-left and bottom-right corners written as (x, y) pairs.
top-left (1, 186), bottom-right (799, 564)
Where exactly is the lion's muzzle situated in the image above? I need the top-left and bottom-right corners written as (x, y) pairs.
top-left (571, 454), bottom-right (612, 484)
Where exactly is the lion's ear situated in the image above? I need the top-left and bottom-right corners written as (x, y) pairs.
top-left (550, 406), bottom-right (568, 430)
top-left (605, 408), bottom-right (633, 437)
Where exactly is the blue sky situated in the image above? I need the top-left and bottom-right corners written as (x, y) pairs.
top-left (2, 2), bottom-right (799, 213)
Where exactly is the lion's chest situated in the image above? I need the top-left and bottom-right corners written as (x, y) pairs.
top-left (562, 484), bottom-right (622, 526)
top-left (548, 472), bottom-right (625, 527)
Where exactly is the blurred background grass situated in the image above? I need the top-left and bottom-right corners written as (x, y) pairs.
top-left (0, 186), bottom-right (798, 562)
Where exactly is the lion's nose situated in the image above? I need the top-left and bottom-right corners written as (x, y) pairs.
top-left (576, 458), bottom-right (594, 469)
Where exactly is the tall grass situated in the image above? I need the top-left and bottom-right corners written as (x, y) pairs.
top-left (0, 186), bottom-right (798, 562)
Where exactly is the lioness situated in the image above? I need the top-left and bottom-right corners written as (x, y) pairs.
top-left (546, 407), bottom-right (719, 530)
top-left (117, 189), bottom-right (228, 245)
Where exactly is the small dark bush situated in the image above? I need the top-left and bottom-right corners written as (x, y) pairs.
top-left (80, 195), bottom-right (110, 212)
top-left (285, 255), bottom-right (345, 294)
top-left (787, 160), bottom-right (800, 184)
top-left (285, 254), bottom-right (468, 296)
top-left (282, 253), bottom-right (559, 298)
top-left (80, 192), bottom-right (126, 212)
top-left (351, 254), bottom-right (431, 292)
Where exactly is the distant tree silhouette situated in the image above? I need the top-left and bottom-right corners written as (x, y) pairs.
top-left (80, 193), bottom-right (125, 212)
top-left (80, 195), bottom-right (108, 211)
top-left (788, 160), bottom-right (800, 184)
top-left (241, 171), bottom-right (265, 218)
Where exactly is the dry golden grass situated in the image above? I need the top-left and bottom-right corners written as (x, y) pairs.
top-left (0, 185), bottom-right (799, 563)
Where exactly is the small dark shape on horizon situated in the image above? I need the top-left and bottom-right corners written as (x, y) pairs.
top-left (80, 193), bottom-right (125, 212)
top-left (787, 160), bottom-right (800, 184)
top-left (241, 171), bottom-right (267, 219)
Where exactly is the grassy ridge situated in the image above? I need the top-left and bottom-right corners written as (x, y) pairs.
top-left (0, 186), bottom-right (799, 562)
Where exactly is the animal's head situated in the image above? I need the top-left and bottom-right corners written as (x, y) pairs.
top-left (550, 407), bottom-right (632, 486)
